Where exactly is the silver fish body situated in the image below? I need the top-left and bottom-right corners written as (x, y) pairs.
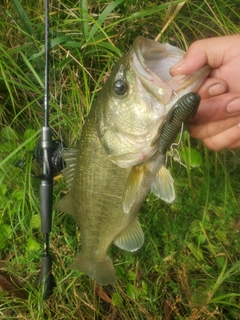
top-left (55, 37), bottom-right (210, 285)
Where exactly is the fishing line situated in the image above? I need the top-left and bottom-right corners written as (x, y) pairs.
top-left (50, 7), bottom-right (64, 148)
top-left (169, 122), bottom-right (187, 168)
top-left (168, 90), bottom-right (186, 166)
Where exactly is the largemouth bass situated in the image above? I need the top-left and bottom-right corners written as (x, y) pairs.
top-left (55, 37), bottom-right (210, 285)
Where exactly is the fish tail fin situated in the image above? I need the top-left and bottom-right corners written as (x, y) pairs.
top-left (70, 252), bottom-right (116, 286)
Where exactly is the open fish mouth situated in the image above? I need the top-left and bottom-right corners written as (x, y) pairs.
top-left (130, 36), bottom-right (210, 105)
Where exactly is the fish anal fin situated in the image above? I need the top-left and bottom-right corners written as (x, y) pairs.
top-left (151, 165), bottom-right (175, 203)
top-left (114, 218), bottom-right (144, 252)
top-left (70, 252), bottom-right (116, 286)
top-left (123, 165), bottom-right (146, 214)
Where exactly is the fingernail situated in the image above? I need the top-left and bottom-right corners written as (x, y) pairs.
top-left (170, 58), bottom-right (185, 70)
top-left (208, 83), bottom-right (227, 96)
top-left (227, 98), bottom-right (240, 113)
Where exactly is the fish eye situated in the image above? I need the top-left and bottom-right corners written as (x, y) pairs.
top-left (113, 79), bottom-right (128, 95)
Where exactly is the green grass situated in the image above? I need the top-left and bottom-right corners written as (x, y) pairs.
top-left (0, 0), bottom-right (240, 319)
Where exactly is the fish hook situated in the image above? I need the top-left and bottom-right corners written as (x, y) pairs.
top-left (169, 90), bottom-right (186, 166)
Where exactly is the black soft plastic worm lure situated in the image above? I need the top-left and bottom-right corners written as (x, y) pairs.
top-left (156, 92), bottom-right (201, 154)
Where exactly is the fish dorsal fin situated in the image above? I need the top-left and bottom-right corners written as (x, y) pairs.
top-left (54, 192), bottom-right (74, 215)
top-left (151, 165), bottom-right (175, 203)
top-left (61, 148), bottom-right (78, 190)
top-left (114, 218), bottom-right (144, 252)
top-left (54, 148), bottom-right (78, 216)
top-left (122, 165), bottom-right (146, 214)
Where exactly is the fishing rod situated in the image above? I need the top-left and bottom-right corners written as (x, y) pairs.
top-left (38, 0), bottom-right (55, 300)
top-left (36, 0), bottom-right (65, 300)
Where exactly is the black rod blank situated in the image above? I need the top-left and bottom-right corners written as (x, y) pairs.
top-left (44, 0), bottom-right (50, 128)
top-left (39, 0), bottom-right (55, 300)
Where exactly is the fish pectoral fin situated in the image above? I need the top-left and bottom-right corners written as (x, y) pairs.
top-left (123, 165), bottom-right (146, 214)
top-left (114, 218), bottom-right (144, 252)
top-left (151, 165), bottom-right (175, 203)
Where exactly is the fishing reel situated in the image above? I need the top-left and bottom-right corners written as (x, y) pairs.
top-left (34, 139), bottom-right (66, 173)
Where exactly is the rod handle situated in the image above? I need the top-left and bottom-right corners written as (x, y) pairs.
top-left (40, 254), bottom-right (55, 300)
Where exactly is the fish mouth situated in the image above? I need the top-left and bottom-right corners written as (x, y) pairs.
top-left (130, 36), bottom-right (210, 105)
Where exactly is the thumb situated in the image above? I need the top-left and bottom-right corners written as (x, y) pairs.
top-left (170, 37), bottom-right (226, 75)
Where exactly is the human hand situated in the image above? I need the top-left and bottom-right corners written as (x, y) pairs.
top-left (170, 34), bottom-right (240, 150)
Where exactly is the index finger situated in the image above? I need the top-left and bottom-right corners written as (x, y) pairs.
top-left (170, 35), bottom-right (237, 75)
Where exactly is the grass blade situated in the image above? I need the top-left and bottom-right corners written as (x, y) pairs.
top-left (80, 0), bottom-right (89, 40)
top-left (87, 0), bottom-right (125, 41)
top-left (11, 0), bottom-right (34, 36)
